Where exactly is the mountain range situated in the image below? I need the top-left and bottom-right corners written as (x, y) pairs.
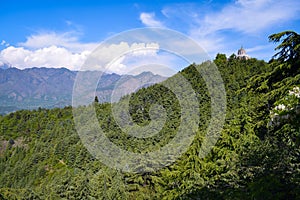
top-left (0, 67), bottom-right (166, 115)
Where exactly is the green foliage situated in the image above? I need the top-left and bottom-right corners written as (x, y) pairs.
top-left (94, 96), bottom-right (99, 103)
top-left (0, 30), bottom-right (299, 199)
top-left (269, 31), bottom-right (300, 63)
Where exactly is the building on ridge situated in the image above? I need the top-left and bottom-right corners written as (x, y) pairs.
top-left (237, 46), bottom-right (250, 60)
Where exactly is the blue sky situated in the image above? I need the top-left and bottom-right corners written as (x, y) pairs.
top-left (0, 0), bottom-right (300, 74)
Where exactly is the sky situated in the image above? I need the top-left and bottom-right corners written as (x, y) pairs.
top-left (0, 0), bottom-right (300, 75)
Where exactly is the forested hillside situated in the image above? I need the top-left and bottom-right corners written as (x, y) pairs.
top-left (0, 31), bottom-right (299, 199)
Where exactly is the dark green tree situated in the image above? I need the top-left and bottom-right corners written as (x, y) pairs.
top-left (94, 96), bottom-right (99, 103)
top-left (214, 53), bottom-right (227, 67)
top-left (269, 30), bottom-right (300, 63)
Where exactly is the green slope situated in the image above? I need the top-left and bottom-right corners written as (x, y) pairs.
top-left (0, 31), bottom-right (299, 199)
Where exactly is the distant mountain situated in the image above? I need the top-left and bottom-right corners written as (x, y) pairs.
top-left (0, 67), bottom-right (166, 115)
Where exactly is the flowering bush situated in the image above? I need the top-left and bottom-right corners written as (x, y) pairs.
top-left (270, 86), bottom-right (300, 124)
top-left (289, 86), bottom-right (300, 98)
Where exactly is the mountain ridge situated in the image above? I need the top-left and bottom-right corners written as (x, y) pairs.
top-left (0, 67), bottom-right (166, 114)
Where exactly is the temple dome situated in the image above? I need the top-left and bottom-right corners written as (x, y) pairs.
top-left (238, 47), bottom-right (246, 55)
top-left (237, 46), bottom-right (250, 60)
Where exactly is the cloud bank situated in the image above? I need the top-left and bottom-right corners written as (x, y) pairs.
top-left (0, 32), bottom-right (97, 70)
top-left (0, 31), bottom-right (184, 76)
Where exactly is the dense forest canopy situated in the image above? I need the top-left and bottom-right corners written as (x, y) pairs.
top-left (0, 30), bottom-right (299, 199)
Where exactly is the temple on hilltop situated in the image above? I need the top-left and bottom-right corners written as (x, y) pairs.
top-left (237, 46), bottom-right (250, 60)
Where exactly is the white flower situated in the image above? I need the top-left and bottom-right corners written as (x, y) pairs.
top-left (289, 90), bottom-right (295, 96)
top-left (289, 86), bottom-right (300, 98)
top-left (275, 104), bottom-right (286, 111)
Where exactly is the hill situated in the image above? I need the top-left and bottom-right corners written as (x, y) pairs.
top-left (0, 31), bottom-right (299, 199)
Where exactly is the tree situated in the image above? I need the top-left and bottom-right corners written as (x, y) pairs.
top-left (214, 53), bottom-right (227, 67)
top-left (269, 31), bottom-right (300, 64)
top-left (94, 96), bottom-right (99, 103)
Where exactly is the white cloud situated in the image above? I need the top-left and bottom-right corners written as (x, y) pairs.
top-left (0, 31), bottom-right (99, 70)
top-left (140, 12), bottom-right (164, 27)
top-left (195, 0), bottom-right (300, 35)
top-left (0, 31), bottom-right (166, 72)
top-left (93, 42), bottom-right (159, 63)
top-left (3, 0), bottom-right (298, 70)
top-left (84, 42), bottom-right (160, 72)
top-left (0, 45), bottom-right (90, 70)
top-left (1, 40), bottom-right (9, 47)
top-left (246, 44), bottom-right (273, 53)
top-left (158, 0), bottom-right (300, 60)
top-left (19, 32), bottom-right (98, 52)
top-left (82, 41), bottom-right (186, 76)
top-left (107, 51), bottom-right (185, 77)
